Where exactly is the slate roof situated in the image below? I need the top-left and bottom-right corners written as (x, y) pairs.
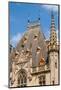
top-left (16, 21), bottom-right (47, 67)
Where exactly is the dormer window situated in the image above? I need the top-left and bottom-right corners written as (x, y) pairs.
top-left (15, 51), bottom-right (19, 56)
top-left (24, 36), bottom-right (27, 43)
top-left (26, 50), bottom-right (29, 54)
top-left (34, 34), bottom-right (38, 40)
top-left (15, 53), bottom-right (18, 56)
top-left (21, 44), bottom-right (24, 48)
top-left (39, 57), bottom-right (45, 65)
top-left (36, 47), bottom-right (41, 54)
top-left (26, 48), bottom-right (30, 56)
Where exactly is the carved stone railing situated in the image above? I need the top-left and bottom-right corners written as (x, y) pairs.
top-left (31, 64), bottom-right (51, 74)
top-left (38, 65), bottom-right (45, 71)
top-left (31, 65), bottom-right (45, 74)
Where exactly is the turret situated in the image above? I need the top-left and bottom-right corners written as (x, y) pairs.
top-left (48, 12), bottom-right (59, 85)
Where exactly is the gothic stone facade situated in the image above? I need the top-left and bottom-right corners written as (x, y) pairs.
top-left (9, 14), bottom-right (59, 87)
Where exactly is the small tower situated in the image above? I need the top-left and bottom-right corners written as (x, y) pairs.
top-left (48, 12), bottom-right (59, 85)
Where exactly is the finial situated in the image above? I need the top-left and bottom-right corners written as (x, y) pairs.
top-left (51, 10), bottom-right (54, 19)
top-left (28, 19), bottom-right (30, 23)
top-left (38, 17), bottom-right (40, 20)
top-left (38, 9), bottom-right (41, 21)
top-left (28, 12), bottom-right (30, 23)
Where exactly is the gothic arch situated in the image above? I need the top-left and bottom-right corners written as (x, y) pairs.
top-left (17, 69), bottom-right (27, 87)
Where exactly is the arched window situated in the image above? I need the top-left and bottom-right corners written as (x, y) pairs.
top-left (39, 75), bottom-right (45, 85)
top-left (52, 80), bottom-right (54, 85)
top-left (18, 69), bottom-right (27, 87)
top-left (55, 62), bottom-right (57, 68)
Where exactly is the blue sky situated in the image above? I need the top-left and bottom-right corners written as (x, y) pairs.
top-left (9, 2), bottom-right (59, 47)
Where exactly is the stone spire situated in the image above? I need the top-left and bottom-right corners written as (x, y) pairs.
top-left (49, 12), bottom-right (58, 51)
